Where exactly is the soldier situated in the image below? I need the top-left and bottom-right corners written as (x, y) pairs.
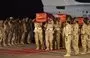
top-left (26, 18), bottom-right (32, 44)
top-left (11, 18), bottom-right (18, 45)
top-left (85, 18), bottom-right (90, 52)
top-left (33, 19), bottom-right (44, 50)
top-left (44, 18), bottom-right (54, 50)
top-left (0, 20), bottom-right (4, 47)
top-left (81, 18), bottom-right (88, 54)
top-left (54, 18), bottom-right (61, 49)
top-left (15, 18), bottom-right (21, 45)
top-left (21, 18), bottom-right (27, 44)
top-left (72, 18), bottom-right (80, 55)
top-left (18, 19), bottom-right (24, 45)
top-left (3, 18), bottom-right (12, 46)
top-left (63, 16), bottom-right (72, 56)
top-left (7, 17), bottom-right (15, 46)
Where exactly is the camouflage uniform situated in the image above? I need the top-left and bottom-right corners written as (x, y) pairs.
top-left (3, 19), bottom-right (11, 46)
top-left (26, 19), bottom-right (32, 44)
top-left (18, 19), bottom-right (24, 44)
top-left (8, 20), bottom-right (13, 46)
top-left (72, 19), bottom-right (79, 55)
top-left (44, 19), bottom-right (54, 50)
top-left (81, 22), bottom-right (88, 54)
top-left (34, 22), bottom-right (44, 50)
top-left (21, 18), bottom-right (27, 44)
top-left (0, 20), bottom-right (4, 46)
top-left (87, 22), bottom-right (90, 49)
top-left (86, 19), bottom-right (90, 52)
top-left (64, 18), bottom-right (72, 56)
top-left (54, 19), bottom-right (61, 49)
top-left (62, 23), bottom-right (65, 48)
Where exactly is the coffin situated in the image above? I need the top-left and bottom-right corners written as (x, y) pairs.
top-left (36, 13), bottom-right (47, 22)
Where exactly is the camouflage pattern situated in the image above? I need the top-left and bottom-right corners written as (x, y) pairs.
top-left (64, 22), bottom-right (72, 56)
top-left (61, 23), bottom-right (65, 48)
top-left (54, 19), bottom-right (61, 49)
top-left (21, 18), bottom-right (27, 44)
top-left (87, 19), bottom-right (90, 49)
top-left (34, 22), bottom-right (44, 50)
top-left (72, 19), bottom-right (79, 55)
top-left (44, 18), bottom-right (54, 50)
top-left (81, 22), bottom-right (88, 54)
top-left (0, 20), bottom-right (4, 46)
top-left (87, 23), bottom-right (90, 48)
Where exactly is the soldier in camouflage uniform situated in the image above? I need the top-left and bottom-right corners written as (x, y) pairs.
top-left (15, 18), bottom-right (21, 45)
top-left (72, 18), bottom-right (80, 55)
top-left (62, 21), bottom-right (66, 49)
top-left (26, 18), bottom-right (32, 44)
top-left (2, 20), bottom-right (7, 46)
top-left (34, 20), bottom-right (44, 50)
top-left (44, 18), bottom-right (54, 50)
top-left (86, 18), bottom-right (90, 52)
top-left (54, 18), bottom-right (61, 49)
top-left (21, 18), bottom-right (27, 44)
top-left (3, 18), bottom-right (12, 46)
top-left (7, 17), bottom-right (15, 46)
top-left (81, 18), bottom-right (88, 54)
top-left (0, 20), bottom-right (4, 47)
top-left (18, 19), bottom-right (24, 45)
top-left (63, 16), bottom-right (72, 56)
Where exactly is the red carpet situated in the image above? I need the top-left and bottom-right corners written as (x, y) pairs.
top-left (0, 48), bottom-right (65, 55)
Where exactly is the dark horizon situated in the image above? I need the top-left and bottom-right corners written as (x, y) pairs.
top-left (0, 0), bottom-right (44, 19)
top-left (76, 0), bottom-right (90, 2)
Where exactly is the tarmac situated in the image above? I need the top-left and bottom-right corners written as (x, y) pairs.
top-left (0, 43), bottom-right (90, 58)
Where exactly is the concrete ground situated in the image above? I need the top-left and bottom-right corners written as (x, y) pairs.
top-left (0, 44), bottom-right (90, 58)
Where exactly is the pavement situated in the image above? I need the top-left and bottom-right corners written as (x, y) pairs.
top-left (0, 44), bottom-right (90, 58)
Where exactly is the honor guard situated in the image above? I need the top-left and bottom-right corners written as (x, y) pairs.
top-left (63, 16), bottom-right (72, 56)
top-left (54, 18), bottom-right (61, 49)
top-left (44, 17), bottom-right (54, 50)
top-left (80, 17), bottom-right (88, 54)
top-left (72, 17), bottom-right (80, 55)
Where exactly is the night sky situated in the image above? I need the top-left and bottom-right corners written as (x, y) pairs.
top-left (0, 0), bottom-right (90, 19)
top-left (76, 0), bottom-right (90, 2)
top-left (0, 0), bottom-right (43, 19)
